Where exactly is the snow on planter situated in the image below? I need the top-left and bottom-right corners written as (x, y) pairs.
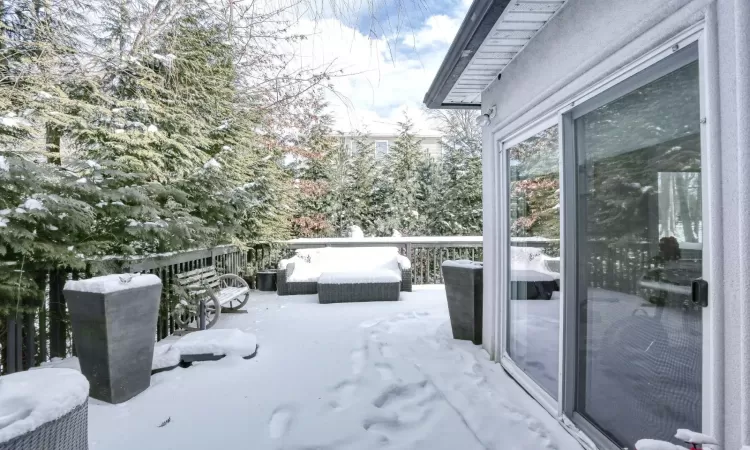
top-left (0, 368), bottom-right (89, 444)
top-left (64, 273), bottom-right (161, 294)
top-left (172, 329), bottom-right (258, 359)
top-left (441, 259), bottom-right (483, 269)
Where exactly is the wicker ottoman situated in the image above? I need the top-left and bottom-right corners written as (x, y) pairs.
top-left (318, 271), bottom-right (401, 304)
top-left (0, 368), bottom-right (89, 450)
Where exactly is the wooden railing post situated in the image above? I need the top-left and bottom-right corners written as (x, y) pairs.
top-left (49, 269), bottom-right (67, 358)
top-left (6, 318), bottom-right (17, 374)
top-left (24, 310), bottom-right (34, 370)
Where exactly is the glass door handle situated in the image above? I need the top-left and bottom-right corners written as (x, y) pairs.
top-left (691, 278), bottom-right (708, 307)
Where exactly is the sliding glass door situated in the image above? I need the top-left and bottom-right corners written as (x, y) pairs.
top-left (505, 125), bottom-right (561, 401)
top-left (573, 48), bottom-right (703, 448)
top-left (499, 42), bottom-right (706, 450)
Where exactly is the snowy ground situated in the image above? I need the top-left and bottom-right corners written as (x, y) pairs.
top-left (87, 286), bottom-right (582, 450)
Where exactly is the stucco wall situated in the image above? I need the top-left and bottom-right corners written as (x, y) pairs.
top-left (340, 135), bottom-right (443, 160)
top-left (479, 0), bottom-right (748, 447)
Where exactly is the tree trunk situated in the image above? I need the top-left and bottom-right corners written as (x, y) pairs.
top-left (46, 124), bottom-right (62, 165)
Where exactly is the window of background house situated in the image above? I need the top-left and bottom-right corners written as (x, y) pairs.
top-left (375, 140), bottom-right (389, 157)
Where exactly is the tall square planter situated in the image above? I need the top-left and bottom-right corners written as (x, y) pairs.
top-left (442, 261), bottom-right (483, 345)
top-left (64, 274), bottom-right (162, 404)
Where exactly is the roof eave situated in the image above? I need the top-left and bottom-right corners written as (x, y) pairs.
top-left (423, 0), bottom-right (512, 110)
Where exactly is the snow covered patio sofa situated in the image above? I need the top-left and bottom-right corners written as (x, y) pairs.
top-left (509, 246), bottom-right (560, 300)
top-left (276, 247), bottom-right (412, 303)
top-left (0, 368), bottom-right (89, 450)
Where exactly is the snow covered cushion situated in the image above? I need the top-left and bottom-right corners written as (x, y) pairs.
top-left (172, 329), bottom-right (257, 357)
top-left (0, 368), bottom-right (89, 444)
top-left (510, 246), bottom-right (560, 278)
top-left (287, 261), bottom-right (322, 282)
top-left (316, 247), bottom-right (402, 274)
top-left (283, 247), bottom-right (406, 283)
top-left (318, 269), bottom-right (401, 284)
top-left (152, 343), bottom-right (181, 370)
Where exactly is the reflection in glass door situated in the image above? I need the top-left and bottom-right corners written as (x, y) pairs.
top-left (506, 125), bottom-right (561, 399)
top-left (574, 58), bottom-right (702, 448)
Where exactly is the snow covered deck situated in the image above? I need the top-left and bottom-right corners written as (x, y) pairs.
top-left (87, 286), bottom-right (581, 450)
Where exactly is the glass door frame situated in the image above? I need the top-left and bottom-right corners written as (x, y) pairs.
top-left (498, 115), bottom-right (563, 418)
top-left (493, 22), bottom-right (714, 450)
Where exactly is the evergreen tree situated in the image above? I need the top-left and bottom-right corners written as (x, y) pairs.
top-left (343, 133), bottom-right (380, 235)
top-left (0, 0), bottom-right (109, 311)
top-left (415, 156), bottom-right (445, 235)
top-left (375, 115), bottom-right (426, 235)
top-left (428, 109), bottom-right (483, 235)
top-left (290, 93), bottom-right (338, 237)
top-left (325, 135), bottom-right (352, 236)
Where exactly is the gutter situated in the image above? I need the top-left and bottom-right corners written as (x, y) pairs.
top-left (423, 0), bottom-right (512, 109)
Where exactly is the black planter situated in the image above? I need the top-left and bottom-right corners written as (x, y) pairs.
top-left (256, 271), bottom-right (277, 291)
top-left (442, 261), bottom-right (483, 345)
top-left (64, 274), bottom-right (162, 404)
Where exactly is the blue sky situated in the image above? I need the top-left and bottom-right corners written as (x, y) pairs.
top-left (292, 0), bottom-right (471, 134)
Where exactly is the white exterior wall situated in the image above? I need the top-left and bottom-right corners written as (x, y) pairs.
top-left (478, 0), bottom-right (749, 447)
top-left (420, 137), bottom-right (443, 160)
top-left (339, 135), bottom-right (443, 160)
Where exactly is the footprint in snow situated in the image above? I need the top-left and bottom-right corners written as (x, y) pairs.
top-left (375, 362), bottom-right (395, 381)
top-left (329, 379), bottom-right (358, 411)
top-left (350, 347), bottom-right (367, 375)
top-left (268, 406), bottom-right (294, 439)
top-left (369, 339), bottom-right (395, 359)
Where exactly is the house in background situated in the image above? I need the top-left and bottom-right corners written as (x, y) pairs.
top-left (335, 132), bottom-right (444, 160)
top-left (426, 0), bottom-right (748, 450)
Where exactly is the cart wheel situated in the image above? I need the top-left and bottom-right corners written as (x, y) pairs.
top-left (174, 303), bottom-right (195, 328)
top-left (203, 294), bottom-right (221, 329)
top-left (218, 274), bottom-right (250, 310)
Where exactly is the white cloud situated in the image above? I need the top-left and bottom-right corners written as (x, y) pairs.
top-left (407, 14), bottom-right (463, 50)
top-left (288, 1), bottom-right (469, 135)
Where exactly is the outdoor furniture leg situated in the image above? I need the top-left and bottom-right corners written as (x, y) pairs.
top-left (199, 300), bottom-right (206, 330)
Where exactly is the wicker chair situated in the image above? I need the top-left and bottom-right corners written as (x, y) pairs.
top-left (276, 262), bottom-right (319, 296)
top-left (0, 402), bottom-right (88, 450)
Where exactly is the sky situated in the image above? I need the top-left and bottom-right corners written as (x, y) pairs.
top-left (288, 0), bottom-right (472, 135)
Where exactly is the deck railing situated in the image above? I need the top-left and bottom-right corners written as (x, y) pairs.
top-left (1, 245), bottom-right (249, 375)
top-left (2, 236), bottom-right (692, 374)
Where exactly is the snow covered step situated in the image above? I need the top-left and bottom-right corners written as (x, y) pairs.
top-left (172, 329), bottom-right (258, 363)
